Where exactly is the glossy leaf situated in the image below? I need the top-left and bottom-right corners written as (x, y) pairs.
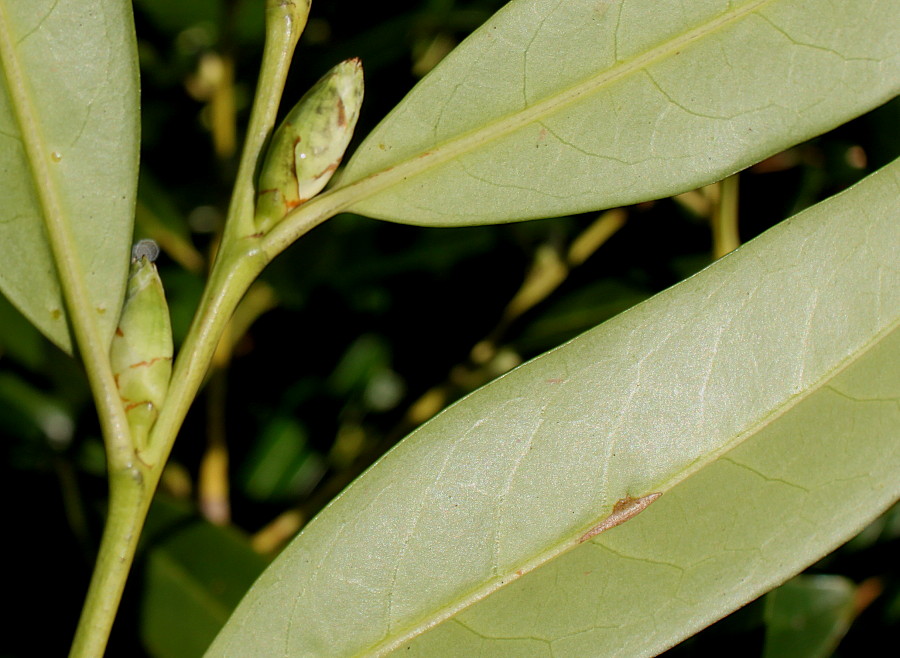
top-left (140, 498), bottom-right (269, 658)
top-left (762, 575), bottom-right (856, 658)
top-left (340, 0), bottom-right (899, 225)
top-left (208, 158), bottom-right (899, 655)
top-left (0, 0), bottom-right (139, 352)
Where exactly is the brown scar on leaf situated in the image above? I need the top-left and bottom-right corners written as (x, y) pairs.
top-left (578, 492), bottom-right (662, 543)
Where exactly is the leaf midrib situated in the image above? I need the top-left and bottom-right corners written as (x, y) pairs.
top-left (361, 315), bottom-right (899, 658)
top-left (0, 3), bottom-right (78, 334)
top-left (336, 0), bottom-right (776, 209)
top-left (0, 3), bottom-right (132, 461)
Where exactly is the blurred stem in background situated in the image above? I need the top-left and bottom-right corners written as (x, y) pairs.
top-left (200, 281), bottom-right (279, 525)
top-left (712, 174), bottom-right (741, 260)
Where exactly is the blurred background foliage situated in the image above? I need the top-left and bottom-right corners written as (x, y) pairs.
top-left (0, 0), bottom-right (897, 655)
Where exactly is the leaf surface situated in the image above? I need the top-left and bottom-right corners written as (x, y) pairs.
top-left (340, 0), bottom-right (899, 225)
top-left (0, 0), bottom-right (139, 352)
top-left (208, 161), bottom-right (899, 656)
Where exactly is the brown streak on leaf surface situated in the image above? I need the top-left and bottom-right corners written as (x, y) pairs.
top-left (578, 492), bottom-right (662, 543)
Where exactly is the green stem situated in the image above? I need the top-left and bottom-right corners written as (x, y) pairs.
top-left (69, 465), bottom-right (152, 658)
top-left (69, 1), bottom-right (309, 654)
top-left (145, 0), bottom-right (309, 468)
top-left (223, 0), bottom-right (309, 244)
top-left (144, 240), bottom-right (267, 468)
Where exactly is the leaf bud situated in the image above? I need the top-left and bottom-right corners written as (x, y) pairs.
top-left (255, 58), bottom-right (364, 232)
top-left (110, 240), bottom-right (173, 449)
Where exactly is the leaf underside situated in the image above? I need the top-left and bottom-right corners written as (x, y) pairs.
top-left (0, 0), bottom-right (139, 352)
top-left (208, 155), bottom-right (899, 655)
top-left (341, 0), bottom-right (900, 226)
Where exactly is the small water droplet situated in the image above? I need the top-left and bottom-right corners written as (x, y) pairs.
top-left (132, 239), bottom-right (160, 263)
top-left (50, 151), bottom-right (63, 162)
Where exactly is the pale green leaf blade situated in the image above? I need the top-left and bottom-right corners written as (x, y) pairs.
top-left (399, 324), bottom-right (896, 656)
top-left (339, 0), bottom-right (900, 226)
top-left (0, 0), bottom-right (140, 352)
top-left (208, 161), bottom-right (899, 656)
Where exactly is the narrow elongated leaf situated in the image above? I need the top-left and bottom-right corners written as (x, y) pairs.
top-left (0, 0), bottom-right (139, 352)
top-left (209, 161), bottom-right (899, 655)
top-left (340, 0), bottom-right (899, 225)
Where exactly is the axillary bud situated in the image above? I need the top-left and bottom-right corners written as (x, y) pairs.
top-left (255, 58), bottom-right (364, 233)
top-left (110, 240), bottom-right (173, 449)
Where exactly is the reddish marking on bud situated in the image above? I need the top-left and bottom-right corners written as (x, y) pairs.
top-left (128, 356), bottom-right (173, 369)
top-left (289, 135), bottom-right (303, 180)
top-left (116, 327), bottom-right (124, 337)
top-left (336, 98), bottom-right (347, 128)
top-left (578, 492), bottom-right (662, 543)
top-left (311, 161), bottom-right (339, 183)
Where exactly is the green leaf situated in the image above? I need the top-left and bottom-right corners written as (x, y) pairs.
top-left (239, 417), bottom-right (324, 503)
top-left (140, 497), bottom-right (269, 658)
top-left (208, 159), bottom-right (899, 655)
top-left (762, 575), bottom-right (856, 658)
top-left (0, 0), bottom-right (140, 353)
top-left (340, 0), bottom-right (899, 226)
